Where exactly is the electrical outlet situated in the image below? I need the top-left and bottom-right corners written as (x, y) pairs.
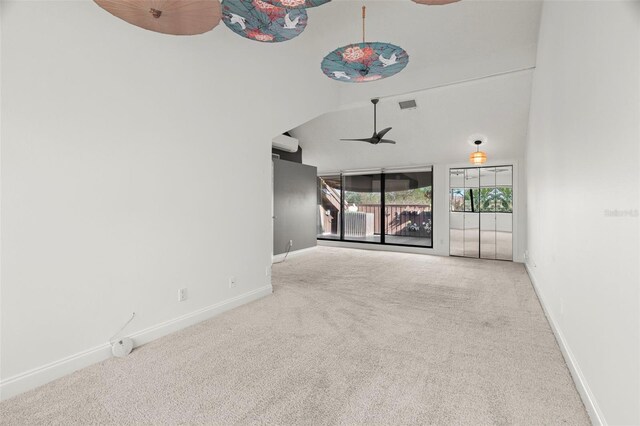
top-left (289, 239), bottom-right (293, 248)
top-left (229, 277), bottom-right (237, 288)
top-left (178, 288), bottom-right (188, 302)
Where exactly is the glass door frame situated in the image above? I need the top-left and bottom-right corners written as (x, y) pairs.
top-left (318, 168), bottom-right (434, 249)
top-left (341, 173), bottom-right (383, 245)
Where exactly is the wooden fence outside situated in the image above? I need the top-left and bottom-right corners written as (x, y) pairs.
top-left (356, 204), bottom-right (432, 237)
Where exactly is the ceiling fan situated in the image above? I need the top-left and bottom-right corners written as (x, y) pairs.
top-left (341, 98), bottom-right (396, 145)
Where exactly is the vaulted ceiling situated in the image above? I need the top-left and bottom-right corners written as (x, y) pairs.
top-left (290, 0), bottom-right (543, 171)
top-left (307, 0), bottom-right (542, 106)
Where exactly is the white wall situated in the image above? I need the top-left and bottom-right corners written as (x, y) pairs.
top-left (0, 0), bottom-right (338, 398)
top-left (526, 1), bottom-right (640, 424)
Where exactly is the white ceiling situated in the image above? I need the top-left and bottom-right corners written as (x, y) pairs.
top-left (291, 69), bottom-right (534, 172)
top-left (306, 0), bottom-right (543, 107)
top-left (288, 0), bottom-right (542, 171)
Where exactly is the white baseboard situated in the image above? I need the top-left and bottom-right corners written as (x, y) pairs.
top-left (524, 263), bottom-right (605, 426)
top-left (0, 285), bottom-right (272, 401)
top-left (272, 245), bottom-right (317, 263)
top-left (317, 239), bottom-right (444, 256)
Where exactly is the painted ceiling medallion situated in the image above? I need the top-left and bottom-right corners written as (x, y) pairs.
top-left (222, 0), bottom-right (307, 43)
top-left (94, 0), bottom-right (222, 35)
top-left (412, 0), bottom-right (461, 5)
top-left (321, 6), bottom-right (408, 83)
top-left (259, 0), bottom-right (331, 9)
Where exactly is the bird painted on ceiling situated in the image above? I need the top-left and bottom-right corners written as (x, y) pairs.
top-left (283, 13), bottom-right (300, 29)
top-left (332, 71), bottom-right (351, 80)
top-left (227, 13), bottom-right (247, 30)
top-left (379, 53), bottom-right (398, 67)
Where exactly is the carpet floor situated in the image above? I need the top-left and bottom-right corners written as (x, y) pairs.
top-left (0, 246), bottom-right (589, 425)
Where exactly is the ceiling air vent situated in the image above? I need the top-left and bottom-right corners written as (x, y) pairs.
top-left (399, 99), bottom-right (417, 110)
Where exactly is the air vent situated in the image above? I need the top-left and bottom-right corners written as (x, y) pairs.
top-left (399, 99), bottom-right (417, 110)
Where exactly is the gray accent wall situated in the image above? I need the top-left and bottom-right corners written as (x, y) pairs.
top-left (273, 159), bottom-right (317, 255)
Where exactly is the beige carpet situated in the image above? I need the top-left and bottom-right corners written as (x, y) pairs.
top-left (0, 247), bottom-right (589, 425)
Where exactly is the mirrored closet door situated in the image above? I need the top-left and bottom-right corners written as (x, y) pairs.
top-left (449, 166), bottom-right (513, 261)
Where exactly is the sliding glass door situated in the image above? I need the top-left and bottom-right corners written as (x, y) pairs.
top-left (317, 168), bottom-right (433, 248)
top-left (342, 174), bottom-right (381, 243)
top-left (317, 175), bottom-right (342, 240)
top-left (384, 172), bottom-right (433, 247)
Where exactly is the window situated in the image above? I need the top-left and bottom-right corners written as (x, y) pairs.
top-left (317, 168), bottom-right (433, 248)
top-left (317, 175), bottom-right (341, 240)
top-left (343, 174), bottom-right (381, 243)
top-left (384, 172), bottom-right (433, 247)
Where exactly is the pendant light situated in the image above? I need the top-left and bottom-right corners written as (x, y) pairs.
top-left (321, 5), bottom-right (409, 83)
top-left (469, 140), bottom-right (487, 165)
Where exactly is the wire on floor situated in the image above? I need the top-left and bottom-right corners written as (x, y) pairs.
top-left (273, 241), bottom-right (293, 264)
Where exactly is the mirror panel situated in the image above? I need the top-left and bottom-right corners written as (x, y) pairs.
top-left (495, 166), bottom-right (513, 186)
top-left (465, 168), bottom-right (479, 188)
top-left (450, 169), bottom-right (465, 188)
top-left (463, 213), bottom-right (480, 258)
top-left (496, 213), bottom-right (513, 260)
top-left (449, 212), bottom-right (464, 256)
top-left (480, 167), bottom-right (496, 187)
top-left (480, 213), bottom-right (497, 260)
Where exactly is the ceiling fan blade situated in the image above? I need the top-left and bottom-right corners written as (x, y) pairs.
top-left (376, 127), bottom-right (392, 139)
top-left (379, 139), bottom-right (397, 144)
top-left (341, 138), bottom-right (376, 143)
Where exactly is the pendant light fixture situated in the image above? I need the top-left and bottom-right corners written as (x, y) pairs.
top-left (222, 0), bottom-right (307, 43)
top-left (321, 5), bottom-right (409, 83)
top-left (469, 140), bottom-right (487, 165)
